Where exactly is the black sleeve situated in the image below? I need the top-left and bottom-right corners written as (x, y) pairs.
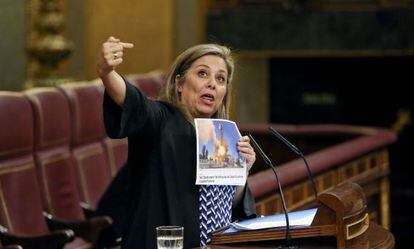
top-left (103, 79), bottom-right (165, 138)
top-left (232, 183), bottom-right (257, 221)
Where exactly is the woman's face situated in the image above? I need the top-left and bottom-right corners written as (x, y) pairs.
top-left (178, 55), bottom-right (228, 119)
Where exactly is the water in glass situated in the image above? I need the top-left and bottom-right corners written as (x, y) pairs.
top-left (157, 236), bottom-right (183, 249)
top-left (156, 225), bottom-right (184, 249)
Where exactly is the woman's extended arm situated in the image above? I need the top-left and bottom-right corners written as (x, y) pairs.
top-left (97, 36), bottom-right (134, 106)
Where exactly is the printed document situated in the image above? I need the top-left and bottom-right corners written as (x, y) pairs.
top-left (195, 118), bottom-right (246, 186)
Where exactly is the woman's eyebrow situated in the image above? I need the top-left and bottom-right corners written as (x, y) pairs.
top-left (195, 64), bottom-right (227, 74)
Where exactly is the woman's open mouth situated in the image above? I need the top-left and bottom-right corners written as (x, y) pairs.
top-left (200, 93), bottom-right (215, 105)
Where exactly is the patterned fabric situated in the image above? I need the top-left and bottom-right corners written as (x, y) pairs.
top-left (199, 185), bottom-right (236, 246)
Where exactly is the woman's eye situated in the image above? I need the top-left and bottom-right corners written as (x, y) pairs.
top-left (198, 71), bottom-right (207, 77)
top-left (217, 76), bottom-right (226, 83)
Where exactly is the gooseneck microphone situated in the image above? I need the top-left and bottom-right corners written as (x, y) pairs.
top-left (248, 134), bottom-right (296, 248)
top-left (268, 127), bottom-right (318, 200)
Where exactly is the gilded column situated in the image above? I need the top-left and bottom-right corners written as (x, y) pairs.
top-left (26, 0), bottom-right (73, 88)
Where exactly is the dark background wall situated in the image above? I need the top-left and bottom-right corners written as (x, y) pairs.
top-left (67, 0), bottom-right (86, 81)
top-left (268, 56), bottom-right (414, 126)
top-left (0, 0), bottom-right (26, 90)
top-left (207, 9), bottom-right (414, 50)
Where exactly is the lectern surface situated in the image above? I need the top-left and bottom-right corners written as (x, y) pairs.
top-left (193, 223), bottom-right (394, 249)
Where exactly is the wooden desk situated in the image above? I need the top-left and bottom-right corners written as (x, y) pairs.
top-left (196, 223), bottom-right (394, 249)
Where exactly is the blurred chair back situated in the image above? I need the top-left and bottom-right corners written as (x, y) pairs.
top-left (58, 82), bottom-right (112, 209)
top-left (0, 92), bottom-right (49, 235)
top-left (125, 70), bottom-right (165, 99)
top-left (25, 88), bottom-right (84, 221)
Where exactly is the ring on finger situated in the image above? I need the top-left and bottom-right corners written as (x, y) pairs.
top-left (113, 52), bottom-right (119, 59)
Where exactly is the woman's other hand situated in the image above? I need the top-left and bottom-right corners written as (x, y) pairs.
top-left (237, 136), bottom-right (256, 173)
top-left (97, 36), bottom-right (134, 78)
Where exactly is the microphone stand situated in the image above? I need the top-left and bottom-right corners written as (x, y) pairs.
top-left (248, 134), bottom-right (298, 249)
top-left (268, 127), bottom-right (318, 200)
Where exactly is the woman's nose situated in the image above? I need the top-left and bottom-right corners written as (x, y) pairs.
top-left (207, 77), bottom-right (217, 89)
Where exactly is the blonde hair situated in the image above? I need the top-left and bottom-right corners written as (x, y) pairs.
top-left (159, 44), bottom-right (234, 120)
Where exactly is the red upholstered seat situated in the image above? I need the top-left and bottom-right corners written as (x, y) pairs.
top-left (0, 156), bottom-right (48, 235)
top-left (0, 92), bottom-right (77, 248)
top-left (26, 88), bottom-right (118, 247)
top-left (0, 92), bottom-right (49, 235)
top-left (25, 88), bottom-right (84, 221)
top-left (58, 82), bottom-right (113, 209)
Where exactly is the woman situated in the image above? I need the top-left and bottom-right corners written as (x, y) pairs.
top-left (97, 36), bottom-right (256, 248)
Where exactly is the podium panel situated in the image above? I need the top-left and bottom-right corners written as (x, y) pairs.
top-left (195, 224), bottom-right (393, 249)
top-left (207, 182), bottom-right (394, 249)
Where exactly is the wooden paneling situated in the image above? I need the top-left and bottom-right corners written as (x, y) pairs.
top-left (255, 149), bottom-right (391, 228)
top-left (84, 0), bottom-right (175, 79)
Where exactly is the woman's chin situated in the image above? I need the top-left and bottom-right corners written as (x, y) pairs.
top-left (196, 113), bottom-right (212, 119)
top-left (195, 110), bottom-right (215, 118)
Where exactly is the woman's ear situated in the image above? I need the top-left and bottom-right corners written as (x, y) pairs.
top-left (175, 74), bottom-right (182, 93)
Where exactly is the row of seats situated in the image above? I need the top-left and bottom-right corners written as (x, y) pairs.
top-left (0, 71), bottom-right (165, 248)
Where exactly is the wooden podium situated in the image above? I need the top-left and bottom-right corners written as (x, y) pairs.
top-left (209, 182), bottom-right (394, 249)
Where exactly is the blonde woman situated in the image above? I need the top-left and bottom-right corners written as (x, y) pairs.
top-left (97, 37), bottom-right (256, 248)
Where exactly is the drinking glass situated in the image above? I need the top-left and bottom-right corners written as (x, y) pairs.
top-left (156, 225), bottom-right (184, 249)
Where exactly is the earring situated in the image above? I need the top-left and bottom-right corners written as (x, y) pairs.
top-left (175, 74), bottom-right (181, 83)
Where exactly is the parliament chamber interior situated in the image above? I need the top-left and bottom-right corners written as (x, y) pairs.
top-left (1, 0), bottom-right (413, 248)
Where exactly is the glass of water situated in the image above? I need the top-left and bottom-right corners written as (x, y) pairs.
top-left (156, 225), bottom-right (184, 249)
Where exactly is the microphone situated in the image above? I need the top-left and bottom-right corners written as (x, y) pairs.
top-left (248, 134), bottom-right (297, 248)
top-left (268, 127), bottom-right (318, 200)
